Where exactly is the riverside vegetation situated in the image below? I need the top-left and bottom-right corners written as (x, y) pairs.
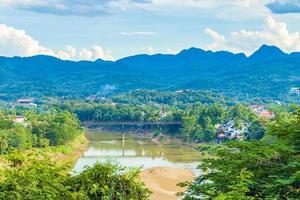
top-left (0, 109), bottom-right (150, 200)
top-left (0, 90), bottom-right (299, 199)
top-left (2, 45), bottom-right (300, 104)
top-left (59, 90), bottom-right (266, 142)
top-left (183, 106), bottom-right (300, 200)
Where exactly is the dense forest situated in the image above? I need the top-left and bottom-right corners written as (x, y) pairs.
top-left (1, 45), bottom-right (300, 103)
top-left (0, 90), bottom-right (298, 199)
top-left (58, 90), bottom-right (268, 142)
top-left (184, 106), bottom-right (300, 199)
top-left (0, 99), bottom-right (299, 199)
top-left (0, 110), bottom-right (150, 199)
top-left (0, 110), bottom-right (81, 152)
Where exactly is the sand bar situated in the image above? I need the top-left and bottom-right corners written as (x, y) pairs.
top-left (140, 167), bottom-right (194, 200)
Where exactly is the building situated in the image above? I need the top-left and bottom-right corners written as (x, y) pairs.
top-left (216, 120), bottom-right (248, 142)
top-left (250, 104), bottom-right (275, 120)
top-left (16, 98), bottom-right (37, 108)
top-left (290, 87), bottom-right (300, 95)
top-left (260, 110), bottom-right (275, 119)
top-left (159, 111), bottom-right (169, 119)
top-left (86, 95), bottom-right (97, 101)
top-left (14, 116), bottom-right (25, 124)
top-left (17, 98), bottom-right (32, 104)
top-left (13, 116), bottom-right (28, 126)
top-left (111, 102), bottom-right (118, 107)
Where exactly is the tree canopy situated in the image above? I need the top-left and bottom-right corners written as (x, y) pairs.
top-left (184, 107), bottom-right (300, 199)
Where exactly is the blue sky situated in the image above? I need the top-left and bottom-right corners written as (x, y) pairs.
top-left (0, 0), bottom-right (300, 61)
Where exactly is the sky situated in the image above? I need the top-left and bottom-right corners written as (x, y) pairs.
top-left (0, 0), bottom-right (300, 61)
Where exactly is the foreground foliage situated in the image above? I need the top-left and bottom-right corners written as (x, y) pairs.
top-left (0, 157), bottom-right (150, 200)
top-left (184, 108), bottom-right (300, 199)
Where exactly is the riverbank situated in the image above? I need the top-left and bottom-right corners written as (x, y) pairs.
top-left (0, 132), bottom-right (88, 172)
top-left (140, 167), bottom-right (194, 200)
top-left (89, 126), bottom-right (222, 152)
top-left (75, 129), bottom-right (213, 199)
top-left (49, 132), bottom-right (89, 169)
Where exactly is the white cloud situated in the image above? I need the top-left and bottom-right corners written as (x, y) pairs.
top-left (0, 24), bottom-right (54, 56)
top-left (57, 45), bottom-right (114, 61)
top-left (0, 0), bottom-right (274, 20)
top-left (145, 46), bottom-right (155, 54)
top-left (0, 0), bottom-right (110, 16)
top-left (131, 0), bottom-right (272, 9)
top-left (166, 48), bottom-right (180, 54)
top-left (141, 46), bottom-right (181, 55)
top-left (0, 24), bottom-right (114, 61)
top-left (124, 0), bottom-right (273, 20)
top-left (204, 16), bottom-right (300, 55)
top-left (142, 46), bottom-right (157, 55)
top-left (204, 28), bottom-right (225, 44)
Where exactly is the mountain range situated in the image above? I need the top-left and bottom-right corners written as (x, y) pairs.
top-left (1, 44), bottom-right (300, 102)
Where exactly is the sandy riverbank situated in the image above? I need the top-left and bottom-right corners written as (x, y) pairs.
top-left (140, 167), bottom-right (194, 200)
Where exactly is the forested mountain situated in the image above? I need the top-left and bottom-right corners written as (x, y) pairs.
top-left (1, 44), bottom-right (300, 102)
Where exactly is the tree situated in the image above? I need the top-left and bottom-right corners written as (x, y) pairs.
top-left (0, 131), bottom-right (8, 153)
top-left (0, 159), bottom-right (150, 200)
top-left (214, 169), bottom-right (255, 200)
top-left (185, 108), bottom-right (300, 199)
top-left (247, 120), bottom-right (265, 140)
top-left (0, 158), bottom-right (73, 200)
top-left (7, 125), bottom-right (32, 149)
top-left (68, 162), bottom-right (150, 200)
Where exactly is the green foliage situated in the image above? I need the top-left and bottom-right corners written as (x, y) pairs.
top-left (0, 111), bottom-right (13, 129)
top-left (0, 109), bottom-right (81, 154)
top-left (0, 131), bottom-right (9, 153)
top-left (180, 103), bottom-right (258, 142)
top-left (0, 158), bottom-right (76, 200)
top-left (5, 151), bottom-right (27, 167)
top-left (247, 120), bottom-right (265, 140)
top-left (214, 169), bottom-right (255, 200)
top-left (62, 101), bottom-right (166, 122)
top-left (1, 51), bottom-right (300, 103)
top-left (68, 162), bottom-right (150, 200)
top-left (59, 91), bottom-right (267, 143)
top-left (0, 158), bottom-right (150, 200)
top-left (112, 90), bottom-right (230, 107)
top-left (185, 108), bottom-right (300, 199)
top-left (7, 125), bottom-right (32, 149)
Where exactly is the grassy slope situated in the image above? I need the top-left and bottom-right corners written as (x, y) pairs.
top-left (48, 132), bottom-right (89, 169)
top-left (0, 132), bottom-right (89, 173)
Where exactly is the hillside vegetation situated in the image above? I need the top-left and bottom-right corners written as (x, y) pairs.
top-left (1, 45), bottom-right (300, 102)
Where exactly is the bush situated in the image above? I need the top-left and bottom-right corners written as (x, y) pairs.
top-left (0, 159), bottom-right (150, 200)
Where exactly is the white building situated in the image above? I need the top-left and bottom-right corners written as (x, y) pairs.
top-left (13, 116), bottom-right (28, 126)
top-left (217, 120), bottom-right (248, 142)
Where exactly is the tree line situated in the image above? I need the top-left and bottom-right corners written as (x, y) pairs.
top-left (60, 100), bottom-right (267, 143)
top-left (180, 103), bottom-right (266, 142)
top-left (0, 109), bottom-right (150, 199)
top-left (0, 110), bottom-right (81, 153)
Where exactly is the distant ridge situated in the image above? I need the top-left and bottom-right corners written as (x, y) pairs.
top-left (0, 44), bottom-right (300, 102)
top-left (249, 44), bottom-right (287, 63)
top-left (0, 44), bottom-right (296, 62)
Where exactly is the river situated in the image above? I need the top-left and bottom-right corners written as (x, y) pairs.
top-left (73, 129), bottom-right (203, 175)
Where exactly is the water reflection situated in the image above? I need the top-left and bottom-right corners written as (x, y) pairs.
top-left (73, 130), bottom-right (202, 175)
